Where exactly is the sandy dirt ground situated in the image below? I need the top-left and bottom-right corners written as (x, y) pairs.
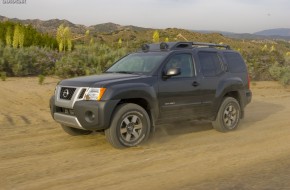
top-left (0, 77), bottom-right (290, 190)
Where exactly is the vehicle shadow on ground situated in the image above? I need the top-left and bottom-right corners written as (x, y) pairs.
top-left (151, 100), bottom-right (284, 143)
top-left (148, 120), bottom-right (213, 145)
top-left (154, 120), bottom-right (213, 137)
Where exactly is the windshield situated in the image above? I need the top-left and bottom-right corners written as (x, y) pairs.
top-left (106, 52), bottom-right (167, 74)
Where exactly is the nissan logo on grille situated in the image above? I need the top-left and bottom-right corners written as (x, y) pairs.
top-left (60, 87), bottom-right (76, 100)
top-left (63, 89), bottom-right (69, 98)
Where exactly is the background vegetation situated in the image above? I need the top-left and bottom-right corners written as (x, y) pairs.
top-left (0, 20), bottom-right (290, 85)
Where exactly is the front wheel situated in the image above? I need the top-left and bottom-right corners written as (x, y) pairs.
top-left (61, 125), bottom-right (92, 136)
top-left (212, 97), bottom-right (241, 132)
top-left (105, 103), bottom-right (151, 149)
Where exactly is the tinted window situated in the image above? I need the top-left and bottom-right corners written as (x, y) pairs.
top-left (198, 52), bottom-right (223, 77)
top-left (224, 52), bottom-right (247, 73)
top-left (164, 54), bottom-right (194, 78)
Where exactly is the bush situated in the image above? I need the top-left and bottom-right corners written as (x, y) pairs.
top-left (244, 49), bottom-right (285, 80)
top-left (0, 46), bottom-right (60, 77)
top-left (269, 63), bottom-right (283, 80)
top-left (38, 74), bottom-right (45, 85)
top-left (269, 63), bottom-right (290, 86)
top-left (0, 44), bottom-right (127, 78)
top-left (55, 43), bottom-right (127, 78)
top-left (0, 72), bottom-right (6, 81)
top-left (281, 71), bottom-right (290, 86)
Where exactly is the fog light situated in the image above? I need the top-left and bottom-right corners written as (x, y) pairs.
top-left (85, 111), bottom-right (95, 122)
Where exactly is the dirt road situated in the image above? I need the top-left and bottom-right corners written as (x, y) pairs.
top-left (1, 77), bottom-right (290, 190)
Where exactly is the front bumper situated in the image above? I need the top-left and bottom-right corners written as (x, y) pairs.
top-left (50, 96), bottom-right (119, 131)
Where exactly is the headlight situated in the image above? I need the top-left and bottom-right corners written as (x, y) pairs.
top-left (85, 88), bottom-right (106, 101)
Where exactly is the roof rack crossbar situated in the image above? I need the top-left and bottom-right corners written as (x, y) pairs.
top-left (191, 42), bottom-right (231, 49)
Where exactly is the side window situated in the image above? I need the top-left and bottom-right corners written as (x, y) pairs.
top-left (223, 52), bottom-right (247, 73)
top-left (164, 54), bottom-right (194, 78)
top-left (198, 51), bottom-right (223, 77)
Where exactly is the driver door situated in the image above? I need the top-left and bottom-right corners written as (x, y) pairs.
top-left (157, 53), bottom-right (202, 122)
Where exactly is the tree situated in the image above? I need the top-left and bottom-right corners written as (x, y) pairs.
top-left (85, 30), bottom-right (90, 36)
top-left (90, 38), bottom-right (94, 46)
top-left (13, 25), bottom-right (20, 48)
top-left (85, 30), bottom-right (90, 44)
top-left (270, 45), bottom-right (275, 52)
top-left (56, 24), bottom-right (65, 52)
top-left (64, 27), bottom-right (72, 51)
top-left (19, 27), bottom-right (25, 48)
top-left (5, 27), bottom-right (12, 47)
top-left (261, 44), bottom-right (267, 51)
top-left (153, 30), bottom-right (159, 43)
top-left (56, 24), bottom-right (72, 52)
top-left (118, 38), bottom-right (122, 47)
top-left (12, 24), bottom-right (25, 49)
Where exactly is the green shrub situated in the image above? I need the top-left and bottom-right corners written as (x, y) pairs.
top-left (269, 63), bottom-right (283, 80)
top-left (269, 63), bottom-right (290, 86)
top-left (245, 49), bottom-right (285, 80)
top-left (0, 46), bottom-right (60, 77)
top-left (55, 43), bottom-right (127, 78)
top-left (279, 67), bottom-right (290, 86)
top-left (0, 72), bottom-right (6, 81)
top-left (38, 74), bottom-right (45, 85)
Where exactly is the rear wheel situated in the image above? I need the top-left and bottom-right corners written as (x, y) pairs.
top-left (61, 125), bottom-right (92, 136)
top-left (105, 103), bottom-right (151, 149)
top-left (212, 97), bottom-right (241, 132)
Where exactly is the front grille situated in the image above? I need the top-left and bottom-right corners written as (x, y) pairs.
top-left (60, 87), bottom-right (76, 100)
top-left (78, 88), bottom-right (87, 99)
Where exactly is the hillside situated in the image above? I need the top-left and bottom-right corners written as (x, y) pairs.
top-left (0, 15), bottom-right (150, 36)
top-left (193, 29), bottom-right (290, 41)
top-left (90, 23), bottom-right (150, 33)
top-left (2, 15), bottom-right (290, 41)
top-left (254, 28), bottom-right (290, 37)
top-left (0, 15), bottom-right (86, 35)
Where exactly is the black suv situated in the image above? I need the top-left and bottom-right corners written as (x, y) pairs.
top-left (50, 42), bottom-right (252, 148)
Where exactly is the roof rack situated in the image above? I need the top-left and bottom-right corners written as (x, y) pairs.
top-left (191, 42), bottom-right (231, 50)
top-left (140, 42), bottom-right (231, 52)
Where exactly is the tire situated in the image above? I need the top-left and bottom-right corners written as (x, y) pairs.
top-left (61, 125), bottom-right (92, 136)
top-left (105, 103), bottom-right (151, 149)
top-left (212, 97), bottom-right (241, 132)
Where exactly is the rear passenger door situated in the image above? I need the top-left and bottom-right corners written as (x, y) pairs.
top-left (196, 50), bottom-right (226, 117)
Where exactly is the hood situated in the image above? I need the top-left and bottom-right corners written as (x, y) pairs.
top-left (58, 73), bottom-right (144, 87)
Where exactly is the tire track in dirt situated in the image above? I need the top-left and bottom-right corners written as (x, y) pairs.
top-left (0, 78), bottom-right (290, 190)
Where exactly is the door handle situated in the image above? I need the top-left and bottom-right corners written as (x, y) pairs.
top-left (192, 81), bottom-right (199, 87)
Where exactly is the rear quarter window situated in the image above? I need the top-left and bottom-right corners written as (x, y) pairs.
top-left (223, 52), bottom-right (247, 73)
top-left (198, 51), bottom-right (223, 77)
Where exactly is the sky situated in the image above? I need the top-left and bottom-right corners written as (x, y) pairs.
top-left (0, 0), bottom-right (289, 33)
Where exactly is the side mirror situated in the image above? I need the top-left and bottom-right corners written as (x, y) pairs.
top-left (164, 68), bottom-right (181, 78)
